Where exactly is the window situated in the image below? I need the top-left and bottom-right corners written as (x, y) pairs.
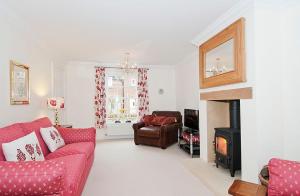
top-left (106, 69), bottom-right (138, 124)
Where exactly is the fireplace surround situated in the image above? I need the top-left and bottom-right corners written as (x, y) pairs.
top-left (214, 100), bottom-right (241, 177)
top-left (200, 87), bottom-right (253, 180)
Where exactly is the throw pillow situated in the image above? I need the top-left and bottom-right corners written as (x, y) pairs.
top-left (40, 126), bottom-right (65, 152)
top-left (161, 117), bottom-right (177, 125)
top-left (151, 116), bottom-right (167, 126)
top-left (141, 115), bottom-right (155, 126)
top-left (268, 158), bottom-right (300, 195)
top-left (2, 132), bottom-right (45, 161)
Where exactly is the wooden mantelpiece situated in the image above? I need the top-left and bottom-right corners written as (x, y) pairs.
top-left (200, 87), bottom-right (252, 100)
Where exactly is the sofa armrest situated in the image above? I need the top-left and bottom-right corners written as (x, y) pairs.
top-left (57, 127), bottom-right (96, 146)
top-left (0, 160), bottom-right (65, 195)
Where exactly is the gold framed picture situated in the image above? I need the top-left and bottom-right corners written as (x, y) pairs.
top-left (10, 60), bottom-right (30, 105)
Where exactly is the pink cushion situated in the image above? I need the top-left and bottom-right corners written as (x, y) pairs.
top-left (20, 117), bottom-right (53, 157)
top-left (161, 117), bottom-right (177, 125)
top-left (141, 115), bottom-right (155, 126)
top-left (0, 123), bottom-right (25, 161)
top-left (150, 116), bottom-right (167, 126)
top-left (57, 127), bottom-right (96, 146)
top-left (182, 131), bottom-right (200, 144)
top-left (50, 154), bottom-right (87, 195)
top-left (268, 158), bottom-right (300, 195)
top-left (0, 160), bottom-right (65, 195)
top-left (46, 142), bottom-right (94, 160)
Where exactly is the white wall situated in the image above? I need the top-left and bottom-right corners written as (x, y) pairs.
top-left (246, 0), bottom-right (300, 180)
top-left (253, 0), bottom-right (285, 172)
top-left (148, 66), bottom-right (177, 112)
top-left (64, 62), bottom-right (176, 139)
top-left (0, 4), bottom-right (53, 126)
top-left (281, 1), bottom-right (300, 161)
top-left (175, 51), bottom-right (199, 114)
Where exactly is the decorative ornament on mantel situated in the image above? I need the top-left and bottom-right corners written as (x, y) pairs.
top-left (47, 97), bottom-right (64, 125)
top-left (121, 52), bottom-right (137, 72)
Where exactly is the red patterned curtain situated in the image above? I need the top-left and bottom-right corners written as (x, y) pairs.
top-left (138, 68), bottom-right (149, 119)
top-left (95, 67), bottom-right (106, 129)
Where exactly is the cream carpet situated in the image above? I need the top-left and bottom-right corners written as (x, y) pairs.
top-left (182, 159), bottom-right (241, 196)
top-left (82, 139), bottom-right (213, 196)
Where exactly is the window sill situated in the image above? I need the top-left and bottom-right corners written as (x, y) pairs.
top-left (106, 122), bottom-right (137, 126)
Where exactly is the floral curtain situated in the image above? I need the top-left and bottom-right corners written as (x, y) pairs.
top-left (95, 67), bottom-right (106, 129)
top-left (137, 68), bottom-right (149, 119)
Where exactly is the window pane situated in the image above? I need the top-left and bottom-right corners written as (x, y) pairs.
top-left (106, 69), bottom-right (138, 124)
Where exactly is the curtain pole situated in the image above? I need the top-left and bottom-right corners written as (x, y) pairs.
top-left (94, 66), bottom-right (149, 70)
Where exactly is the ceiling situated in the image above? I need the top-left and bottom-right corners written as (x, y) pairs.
top-left (2, 0), bottom-right (240, 65)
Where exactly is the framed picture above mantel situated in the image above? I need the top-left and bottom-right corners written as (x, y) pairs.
top-left (199, 18), bottom-right (246, 89)
top-left (10, 60), bottom-right (30, 105)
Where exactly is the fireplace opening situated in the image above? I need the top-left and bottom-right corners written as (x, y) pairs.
top-left (214, 100), bottom-right (241, 177)
top-left (216, 136), bottom-right (227, 156)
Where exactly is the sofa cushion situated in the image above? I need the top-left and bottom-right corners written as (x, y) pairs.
top-left (20, 117), bottom-right (53, 157)
top-left (268, 158), bottom-right (300, 195)
top-left (46, 142), bottom-right (94, 160)
top-left (2, 132), bottom-right (45, 161)
top-left (57, 127), bottom-right (96, 146)
top-left (152, 111), bottom-right (182, 124)
top-left (50, 154), bottom-right (87, 195)
top-left (138, 126), bottom-right (160, 138)
top-left (141, 115), bottom-right (155, 126)
top-left (40, 126), bottom-right (65, 152)
top-left (0, 160), bottom-right (65, 196)
top-left (150, 116), bottom-right (167, 126)
top-left (0, 123), bottom-right (25, 161)
top-left (161, 117), bottom-right (177, 125)
top-left (182, 131), bottom-right (200, 144)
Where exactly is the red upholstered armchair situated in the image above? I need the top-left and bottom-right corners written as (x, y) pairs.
top-left (133, 111), bottom-right (182, 149)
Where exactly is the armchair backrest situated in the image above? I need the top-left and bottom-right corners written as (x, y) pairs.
top-left (152, 111), bottom-right (182, 124)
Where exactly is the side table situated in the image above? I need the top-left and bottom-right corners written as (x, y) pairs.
top-left (228, 180), bottom-right (267, 196)
top-left (56, 125), bottom-right (73, 128)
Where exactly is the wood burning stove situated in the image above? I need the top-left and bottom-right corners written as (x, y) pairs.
top-left (214, 100), bottom-right (241, 177)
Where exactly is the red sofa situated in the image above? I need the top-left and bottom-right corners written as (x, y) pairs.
top-left (0, 117), bottom-right (96, 196)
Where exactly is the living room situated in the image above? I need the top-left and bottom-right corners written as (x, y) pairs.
top-left (0, 0), bottom-right (300, 195)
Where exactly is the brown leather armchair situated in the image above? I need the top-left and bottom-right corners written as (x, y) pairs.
top-left (132, 111), bottom-right (182, 149)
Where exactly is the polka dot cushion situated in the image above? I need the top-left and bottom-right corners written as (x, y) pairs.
top-left (46, 142), bottom-right (94, 160)
top-left (268, 158), bottom-right (300, 196)
top-left (56, 127), bottom-right (96, 146)
top-left (0, 159), bottom-right (65, 195)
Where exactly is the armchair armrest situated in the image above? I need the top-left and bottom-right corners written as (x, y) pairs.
top-left (132, 122), bottom-right (145, 145)
top-left (161, 123), bottom-right (182, 133)
top-left (56, 127), bottom-right (96, 146)
top-left (132, 122), bottom-right (145, 131)
top-left (0, 160), bottom-right (65, 195)
top-left (160, 123), bottom-right (182, 148)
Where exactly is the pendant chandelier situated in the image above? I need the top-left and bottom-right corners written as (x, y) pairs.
top-left (121, 52), bottom-right (137, 72)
